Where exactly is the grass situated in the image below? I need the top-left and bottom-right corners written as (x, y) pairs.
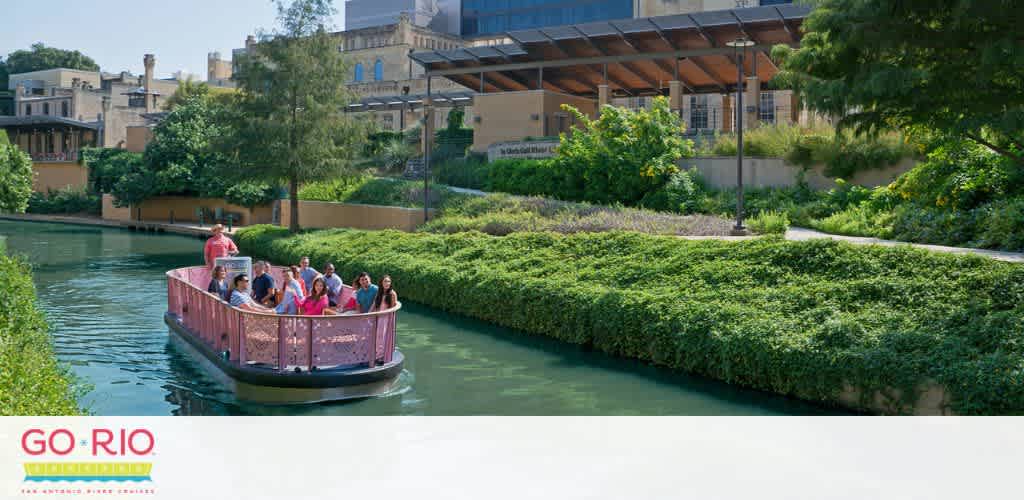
top-left (237, 225), bottom-right (1024, 414)
top-left (0, 253), bottom-right (82, 415)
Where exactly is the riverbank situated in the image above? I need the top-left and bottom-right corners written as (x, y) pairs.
top-left (0, 213), bottom-right (234, 238)
top-left (237, 225), bottom-right (1024, 415)
top-left (0, 251), bottom-right (82, 415)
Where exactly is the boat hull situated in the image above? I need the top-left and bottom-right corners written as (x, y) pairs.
top-left (165, 312), bottom-right (404, 404)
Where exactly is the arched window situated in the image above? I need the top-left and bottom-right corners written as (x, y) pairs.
top-left (374, 59), bottom-right (383, 81)
top-left (354, 63), bottom-right (364, 82)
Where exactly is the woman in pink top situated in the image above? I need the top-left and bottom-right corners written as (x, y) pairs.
top-left (204, 224), bottom-right (239, 269)
top-left (294, 276), bottom-right (329, 315)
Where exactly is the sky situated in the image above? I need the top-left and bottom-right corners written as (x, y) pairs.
top-left (1, 0), bottom-right (346, 80)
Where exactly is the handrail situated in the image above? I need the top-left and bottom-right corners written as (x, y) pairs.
top-left (166, 265), bottom-right (399, 372)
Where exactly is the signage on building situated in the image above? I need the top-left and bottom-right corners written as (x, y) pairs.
top-left (487, 140), bottom-right (560, 162)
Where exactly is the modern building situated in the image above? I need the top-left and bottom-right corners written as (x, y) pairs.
top-left (346, 0), bottom-right (461, 35)
top-left (0, 55), bottom-right (180, 192)
top-left (410, 4), bottom-right (810, 153)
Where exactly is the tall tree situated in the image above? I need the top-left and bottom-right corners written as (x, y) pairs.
top-left (217, 0), bottom-right (365, 231)
top-left (773, 0), bottom-right (1024, 166)
top-left (0, 139), bottom-right (34, 213)
top-left (4, 43), bottom-right (100, 75)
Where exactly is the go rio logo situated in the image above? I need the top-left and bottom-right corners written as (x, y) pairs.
top-left (20, 428), bottom-right (155, 483)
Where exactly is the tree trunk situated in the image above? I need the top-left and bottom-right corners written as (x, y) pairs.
top-left (289, 176), bottom-right (300, 233)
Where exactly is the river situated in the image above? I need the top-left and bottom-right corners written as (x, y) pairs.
top-left (0, 219), bottom-right (840, 415)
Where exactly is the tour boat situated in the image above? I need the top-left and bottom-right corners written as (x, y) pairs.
top-left (164, 265), bottom-right (404, 404)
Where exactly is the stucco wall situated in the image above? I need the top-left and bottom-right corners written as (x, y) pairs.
top-left (472, 90), bottom-right (597, 153)
top-left (125, 126), bottom-right (153, 153)
top-left (132, 197), bottom-right (274, 226)
top-left (683, 157), bottom-right (916, 190)
top-left (101, 194), bottom-right (133, 221)
top-left (32, 162), bottom-right (90, 193)
top-left (279, 200), bottom-right (434, 231)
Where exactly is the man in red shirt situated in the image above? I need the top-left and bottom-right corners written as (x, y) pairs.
top-left (204, 224), bottom-right (239, 268)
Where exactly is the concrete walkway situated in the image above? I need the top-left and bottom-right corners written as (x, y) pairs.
top-left (785, 226), bottom-right (1024, 263)
top-left (0, 214), bottom-right (240, 238)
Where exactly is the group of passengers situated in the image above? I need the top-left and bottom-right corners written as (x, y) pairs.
top-left (202, 224), bottom-right (397, 316)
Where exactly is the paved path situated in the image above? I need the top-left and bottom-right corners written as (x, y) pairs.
top-left (785, 226), bottom-right (1024, 263)
top-left (447, 186), bottom-right (488, 196)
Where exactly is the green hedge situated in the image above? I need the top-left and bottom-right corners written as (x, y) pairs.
top-left (27, 187), bottom-right (102, 215)
top-left (237, 225), bottom-right (1024, 414)
top-left (0, 254), bottom-right (82, 415)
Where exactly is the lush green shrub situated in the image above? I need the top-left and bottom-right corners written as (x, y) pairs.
top-left (432, 158), bottom-right (488, 190)
top-left (0, 254), bottom-right (82, 415)
top-left (236, 225), bottom-right (1024, 414)
top-left (555, 97), bottom-right (694, 204)
top-left (26, 187), bottom-right (101, 215)
top-left (709, 124), bottom-right (916, 179)
top-left (0, 141), bottom-right (33, 213)
top-left (747, 210), bottom-right (790, 234)
top-left (298, 176), bottom-right (462, 208)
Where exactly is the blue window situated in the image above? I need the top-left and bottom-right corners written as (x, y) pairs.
top-left (462, 0), bottom-right (633, 36)
top-left (354, 63), bottom-right (364, 82)
top-left (374, 60), bottom-right (383, 81)
top-left (759, 0), bottom-right (792, 4)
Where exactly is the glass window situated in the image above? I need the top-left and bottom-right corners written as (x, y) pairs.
top-left (689, 95), bottom-right (708, 131)
top-left (354, 63), bottom-right (364, 82)
top-left (759, 92), bottom-right (775, 124)
top-left (62, 101), bottom-right (69, 117)
top-left (43, 102), bottom-right (50, 115)
top-left (25, 104), bottom-right (32, 116)
top-left (374, 60), bottom-right (384, 81)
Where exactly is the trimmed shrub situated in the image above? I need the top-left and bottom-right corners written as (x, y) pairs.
top-left (747, 210), bottom-right (790, 235)
top-left (27, 187), bottom-right (101, 216)
top-left (0, 254), bottom-right (82, 415)
top-left (237, 225), bottom-right (1024, 414)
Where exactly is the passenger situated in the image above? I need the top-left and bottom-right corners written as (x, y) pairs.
top-left (372, 275), bottom-right (398, 312)
top-left (294, 276), bottom-right (330, 315)
top-left (274, 267), bottom-right (306, 315)
top-left (322, 263), bottom-right (343, 307)
top-left (203, 224), bottom-right (238, 269)
top-left (251, 261), bottom-right (275, 305)
top-left (353, 272), bottom-right (378, 314)
top-left (228, 274), bottom-right (273, 312)
top-left (298, 256), bottom-right (319, 292)
top-left (207, 265), bottom-right (230, 301)
top-left (290, 265), bottom-right (309, 296)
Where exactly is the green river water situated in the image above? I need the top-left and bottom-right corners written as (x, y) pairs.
top-left (0, 219), bottom-right (841, 415)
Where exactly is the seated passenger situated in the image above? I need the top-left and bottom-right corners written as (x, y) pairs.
top-left (372, 275), bottom-right (398, 312)
top-left (274, 268), bottom-right (306, 315)
top-left (353, 272), bottom-right (378, 314)
top-left (322, 263), bottom-right (343, 307)
top-left (229, 274), bottom-right (273, 312)
top-left (298, 256), bottom-right (319, 292)
top-left (251, 261), bottom-right (275, 305)
top-left (294, 277), bottom-right (330, 315)
top-left (207, 265), bottom-right (230, 301)
top-left (290, 265), bottom-right (309, 297)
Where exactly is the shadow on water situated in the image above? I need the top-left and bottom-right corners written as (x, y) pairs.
top-left (2, 219), bottom-right (847, 415)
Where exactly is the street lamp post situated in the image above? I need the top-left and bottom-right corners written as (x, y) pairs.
top-left (726, 37), bottom-right (754, 235)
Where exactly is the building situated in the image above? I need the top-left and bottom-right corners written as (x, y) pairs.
top-left (346, 0), bottom-right (460, 35)
top-left (410, 4), bottom-right (810, 153)
top-left (233, 13), bottom-right (472, 135)
top-left (461, 0), bottom-right (634, 38)
top-left (0, 55), bottom-right (180, 192)
top-left (207, 52), bottom-right (234, 87)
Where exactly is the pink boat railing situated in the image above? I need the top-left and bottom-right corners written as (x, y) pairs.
top-left (166, 266), bottom-right (399, 372)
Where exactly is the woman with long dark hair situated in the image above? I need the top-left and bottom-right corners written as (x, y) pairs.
top-left (207, 265), bottom-right (230, 301)
top-left (372, 275), bottom-right (398, 312)
top-left (294, 276), bottom-right (330, 315)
